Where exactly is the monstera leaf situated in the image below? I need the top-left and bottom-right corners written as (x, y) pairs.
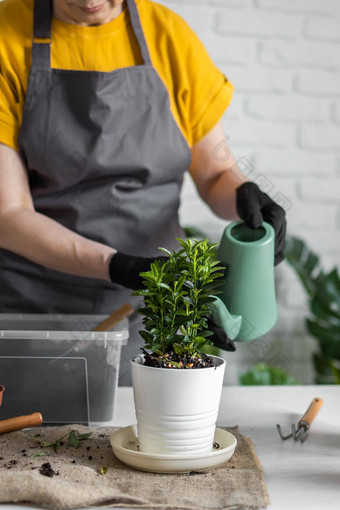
top-left (285, 236), bottom-right (340, 364)
top-left (284, 236), bottom-right (324, 297)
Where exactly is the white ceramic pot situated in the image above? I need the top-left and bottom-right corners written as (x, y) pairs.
top-left (130, 354), bottom-right (226, 455)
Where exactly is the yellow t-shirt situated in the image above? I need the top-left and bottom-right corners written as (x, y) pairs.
top-left (0, 0), bottom-right (233, 151)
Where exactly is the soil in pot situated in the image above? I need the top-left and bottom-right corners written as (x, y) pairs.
top-left (141, 348), bottom-right (215, 369)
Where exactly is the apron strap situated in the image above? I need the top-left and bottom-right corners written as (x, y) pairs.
top-left (31, 0), bottom-right (152, 69)
top-left (126, 0), bottom-right (152, 66)
top-left (32, 0), bottom-right (52, 69)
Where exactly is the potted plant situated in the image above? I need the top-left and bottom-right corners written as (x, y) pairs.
top-left (130, 238), bottom-right (226, 455)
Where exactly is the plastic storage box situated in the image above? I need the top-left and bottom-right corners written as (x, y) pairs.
top-left (0, 314), bottom-right (128, 425)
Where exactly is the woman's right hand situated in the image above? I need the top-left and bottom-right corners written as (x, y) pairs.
top-left (109, 252), bottom-right (168, 290)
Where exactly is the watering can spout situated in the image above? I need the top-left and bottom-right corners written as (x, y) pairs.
top-left (211, 297), bottom-right (242, 341)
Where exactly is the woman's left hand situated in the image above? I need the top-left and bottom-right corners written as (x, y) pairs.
top-left (188, 121), bottom-right (287, 266)
top-left (207, 317), bottom-right (236, 352)
top-left (236, 182), bottom-right (287, 266)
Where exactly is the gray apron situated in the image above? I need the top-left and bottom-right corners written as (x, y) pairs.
top-left (0, 0), bottom-right (192, 384)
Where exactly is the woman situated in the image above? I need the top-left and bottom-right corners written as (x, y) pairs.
top-left (0, 0), bottom-right (286, 384)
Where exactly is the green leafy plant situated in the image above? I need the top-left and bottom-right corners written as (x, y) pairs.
top-left (239, 363), bottom-right (300, 385)
top-left (133, 238), bottom-right (224, 359)
top-left (285, 235), bottom-right (340, 384)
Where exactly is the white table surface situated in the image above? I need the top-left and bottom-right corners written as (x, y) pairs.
top-left (1, 385), bottom-right (339, 510)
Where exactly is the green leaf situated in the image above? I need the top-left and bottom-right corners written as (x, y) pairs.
top-left (176, 275), bottom-right (187, 291)
top-left (315, 269), bottom-right (340, 311)
top-left (157, 282), bottom-right (172, 291)
top-left (285, 235), bottom-right (340, 366)
top-left (285, 236), bottom-right (322, 297)
top-left (100, 466), bottom-right (108, 475)
top-left (194, 336), bottom-right (206, 344)
top-left (310, 296), bottom-right (340, 324)
top-left (313, 351), bottom-right (334, 378)
top-left (183, 279), bottom-right (194, 289)
top-left (134, 289), bottom-right (156, 296)
top-left (200, 330), bottom-right (214, 338)
top-left (138, 272), bottom-right (156, 280)
top-left (32, 452), bottom-right (46, 457)
top-left (52, 440), bottom-right (61, 452)
top-left (158, 247), bottom-right (172, 256)
top-left (76, 432), bottom-right (93, 440)
top-left (139, 330), bottom-right (153, 343)
top-left (306, 319), bottom-right (340, 342)
top-left (173, 343), bottom-right (185, 355)
top-left (68, 431), bottom-right (80, 449)
top-left (169, 361), bottom-right (181, 368)
top-left (331, 361), bottom-right (340, 384)
top-left (140, 309), bottom-right (159, 320)
top-left (42, 441), bottom-right (56, 448)
top-left (41, 430), bottom-right (92, 453)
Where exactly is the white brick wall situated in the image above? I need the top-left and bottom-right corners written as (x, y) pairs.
top-left (157, 0), bottom-right (340, 385)
top-left (296, 70), bottom-right (340, 96)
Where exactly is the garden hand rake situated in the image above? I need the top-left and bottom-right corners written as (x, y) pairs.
top-left (276, 397), bottom-right (323, 443)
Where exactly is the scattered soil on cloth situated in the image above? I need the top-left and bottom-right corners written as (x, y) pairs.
top-left (141, 348), bottom-right (215, 369)
top-left (39, 462), bottom-right (58, 478)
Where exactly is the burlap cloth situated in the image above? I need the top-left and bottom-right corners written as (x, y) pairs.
top-left (0, 425), bottom-right (270, 510)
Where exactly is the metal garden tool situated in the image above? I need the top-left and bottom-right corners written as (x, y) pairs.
top-left (276, 397), bottom-right (324, 443)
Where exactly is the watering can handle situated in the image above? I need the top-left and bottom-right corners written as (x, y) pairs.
top-left (211, 296), bottom-right (242, 341)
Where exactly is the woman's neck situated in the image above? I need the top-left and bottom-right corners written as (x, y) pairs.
top-left (52, 1), bottom-right (126, 27)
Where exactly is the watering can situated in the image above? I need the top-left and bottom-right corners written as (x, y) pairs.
top-left (211, 220), bottom-right (277, 342)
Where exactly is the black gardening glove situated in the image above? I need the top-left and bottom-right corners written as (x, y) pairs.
top-left (236, 182), bottom-right (287, 266)
top-left (207, 317), bottom-right (236, 352)
top-left (109, 252), bottom-right (168, 290)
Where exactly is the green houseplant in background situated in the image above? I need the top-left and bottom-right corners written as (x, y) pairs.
top-left (239, 363), bottom-right (299, 385)
top-left (285, 236), bottom-right (340, 384)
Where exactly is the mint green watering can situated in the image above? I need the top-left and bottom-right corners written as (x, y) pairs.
top-left (211, 221), bottom-right (278, 342)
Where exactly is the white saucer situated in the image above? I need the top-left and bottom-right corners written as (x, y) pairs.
top-left (110, 424), bottom-right (237, 473)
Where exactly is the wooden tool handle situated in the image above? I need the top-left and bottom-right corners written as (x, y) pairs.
top-left (0, 413), bottom-right (43, 435)
top-left (0, 385), bottom-right (4, 407)
top-left (299, 398), bottom-right (324, 427)
top-left (93, 302), bottom-right (134, 332)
